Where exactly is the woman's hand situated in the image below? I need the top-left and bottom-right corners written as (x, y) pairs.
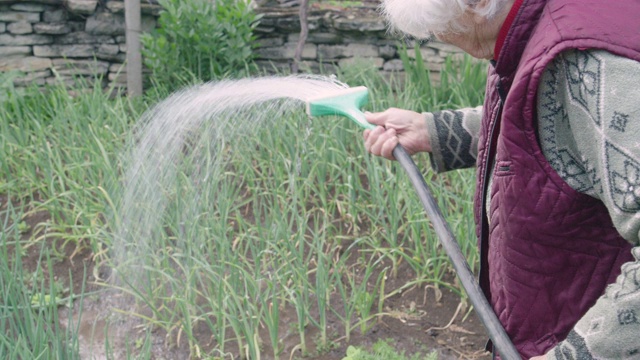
top-left (363, 108), bottom-right (430, 160)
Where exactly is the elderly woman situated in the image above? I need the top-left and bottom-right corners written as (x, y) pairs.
top-left (363, 0), bottom-right (640, 359)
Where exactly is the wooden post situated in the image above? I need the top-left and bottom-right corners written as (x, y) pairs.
top-left (125, 0), bottom-right (143, 96)
top-left (292, 0), bottom-right (309, 74)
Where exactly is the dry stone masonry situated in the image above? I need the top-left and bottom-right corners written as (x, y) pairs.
top-left (0, 0), bottom-right (464, 92)
top-left (254, 4), bottom-right (465, 80)
top-left (0, 0), bottom-right (158, 91)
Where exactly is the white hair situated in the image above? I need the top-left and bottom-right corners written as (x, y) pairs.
top-left (381, 0), bottom-right (511, 38)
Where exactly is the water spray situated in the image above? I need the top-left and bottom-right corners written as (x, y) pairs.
top-left (306, 86), bottom-right (520, 360)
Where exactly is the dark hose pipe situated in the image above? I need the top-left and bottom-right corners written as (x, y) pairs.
top-left (392, 144), bottom-right (521, 360)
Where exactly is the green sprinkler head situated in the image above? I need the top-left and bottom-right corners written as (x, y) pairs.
top-left (306, 86), bottom-right (374, 130)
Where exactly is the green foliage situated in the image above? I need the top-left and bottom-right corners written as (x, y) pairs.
top-left (0, 208), bottom-right (79, 359)
top-left (0, 79), bottom-right (143, 253)
top-left (141, 0), bottom-right (261, 90)
top-left (398, 43), bottom-right (486, 112)
top-left (0, 71), bottom-right (23, 101)
top-left (1, 60), bottom-right (484, 358)
top-left (336, 53), bottom-right (484, 281)
top-left (343, 340), bottom-right (438, 360)
top-left (318, 0), bottom-right (364, 7)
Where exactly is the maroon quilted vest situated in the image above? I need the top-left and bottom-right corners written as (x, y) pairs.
top-left (474, 0), bottom-right (640, 357)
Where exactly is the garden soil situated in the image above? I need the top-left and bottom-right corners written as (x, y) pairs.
top-left (15, 200), bottom-right (491, 360)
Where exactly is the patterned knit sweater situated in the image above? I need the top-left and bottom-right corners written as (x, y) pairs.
top-left (425, 49), bottom-right (640, 358)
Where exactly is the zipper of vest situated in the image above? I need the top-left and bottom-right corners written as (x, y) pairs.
top-left (481, 78), bottom-right (506, 235)
top-left (478, 79), bottom-right (505, 336)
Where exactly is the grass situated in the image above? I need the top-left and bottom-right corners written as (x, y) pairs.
top-left (343, 339), bottom-right (438, 360)
top-left (0, 197), bottom-right (83, 359)
top-left (0, 54), bottom-right (485, 359)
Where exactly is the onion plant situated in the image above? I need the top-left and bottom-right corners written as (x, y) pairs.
top-left (0, 53), bottom-right (485, 359)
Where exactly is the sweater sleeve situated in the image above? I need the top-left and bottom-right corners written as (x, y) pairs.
top-left (537, 49), bottom-right (640, 359)
top-left (424, 106), bottom-right (482, 173)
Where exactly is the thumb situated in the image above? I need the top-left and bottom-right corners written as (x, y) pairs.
top-left (364, 111), bottom-right (387, 127)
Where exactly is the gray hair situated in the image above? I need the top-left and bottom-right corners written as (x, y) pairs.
top-left (381, 0), bottom-right (511, 38)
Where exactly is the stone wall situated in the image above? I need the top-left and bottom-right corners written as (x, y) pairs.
top-left (253, 4), bottom-right (465, 81)
top-left (0, 0), bottom-right (159, 90)
top-left (0, 1), bottom-right (464, 91)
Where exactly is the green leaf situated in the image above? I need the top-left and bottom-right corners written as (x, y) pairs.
top-left (141, 0), bottom-right (260, 89)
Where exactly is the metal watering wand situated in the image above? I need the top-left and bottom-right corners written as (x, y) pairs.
top-left (306, 86), bottom-right (521, 360)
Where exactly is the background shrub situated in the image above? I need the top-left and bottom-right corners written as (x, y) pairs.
top-left (141, 0), bottom-right (261, 90)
